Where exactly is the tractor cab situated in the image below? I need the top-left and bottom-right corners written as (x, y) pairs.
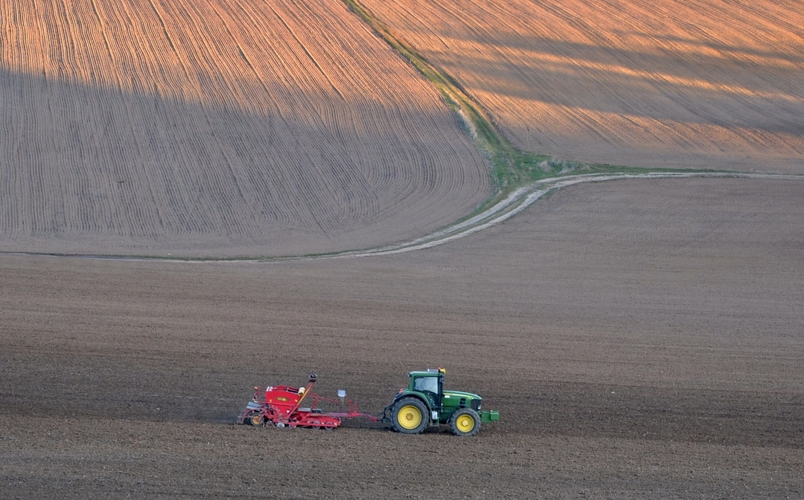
top-left (409, 369), bottom-right (444, 410)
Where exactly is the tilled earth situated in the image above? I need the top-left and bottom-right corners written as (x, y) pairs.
top-left (1, 177), bottom-right (803, 498)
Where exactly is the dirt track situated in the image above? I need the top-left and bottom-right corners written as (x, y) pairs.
top-left (2, 177), bottom-right (802, 498)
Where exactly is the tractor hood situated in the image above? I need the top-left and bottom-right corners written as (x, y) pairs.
top-left (442, 390), bottom-right (481, 401)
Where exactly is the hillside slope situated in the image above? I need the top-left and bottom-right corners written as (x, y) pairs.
top-left (361, 0), bottom-right (804, 172)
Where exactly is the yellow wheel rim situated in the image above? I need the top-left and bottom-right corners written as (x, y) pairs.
top-left (397, 405), bottom-right (423, 430)
top-left (250, 414), bottom-right (262, 426)
top-left (456, 414), bottom-right (475, 433)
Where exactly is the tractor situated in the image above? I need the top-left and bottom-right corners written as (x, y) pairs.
top-left (237, 369), bottom-right (499, 436)
top-left (381, 368), bottom-right (499, 436)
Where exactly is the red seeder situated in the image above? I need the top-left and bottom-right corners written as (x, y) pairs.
top-left (237, 374), bottom-right (377, 429)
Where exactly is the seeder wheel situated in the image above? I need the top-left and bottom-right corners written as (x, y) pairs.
top-left (246, 412), bottom-right (264, 427)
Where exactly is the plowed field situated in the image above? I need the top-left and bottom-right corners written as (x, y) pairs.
top-left (0, 0), bottom-right (490, 257)
top-left (2, 177), bottom-right (803, 497)
top-left (361, 0), bottom-right (804, 172)
top-left (2, 0), bottom-right (803, 497)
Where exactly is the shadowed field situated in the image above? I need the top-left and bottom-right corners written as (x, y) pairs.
top-left (0, 0), bottom-right (490, 257)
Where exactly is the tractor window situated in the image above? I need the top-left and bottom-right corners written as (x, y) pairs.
top-left (413, 376), bottom-right (438, 394)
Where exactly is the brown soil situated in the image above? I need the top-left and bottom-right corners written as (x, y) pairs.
top-left (361, 0), bottom-right (804, 173)
top-left (2, 177), bottom-right (802, 498)
top-left (0, 0), bottom-right (490, 257)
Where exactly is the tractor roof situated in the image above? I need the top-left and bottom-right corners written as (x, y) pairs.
top-left (409, 368), bottom-right (446, 377)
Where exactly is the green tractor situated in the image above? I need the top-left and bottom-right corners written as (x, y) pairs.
top-left (381, 368), bottom-right (500, 436)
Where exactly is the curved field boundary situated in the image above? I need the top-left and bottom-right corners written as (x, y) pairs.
top-left (2, 171), bottom-right (800, 262)
top-left (335, 171), bottom-right (804, 258)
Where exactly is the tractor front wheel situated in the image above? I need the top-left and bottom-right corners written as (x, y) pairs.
top-left (391, 398), bottom-right (428, 434)
top-left (450, 408), bottom-right (480, 437)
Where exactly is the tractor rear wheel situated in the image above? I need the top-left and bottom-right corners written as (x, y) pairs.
top-left (391, 398), bottom-right (428, 434)
top-left (450, 408), bottom-right (480, 437)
